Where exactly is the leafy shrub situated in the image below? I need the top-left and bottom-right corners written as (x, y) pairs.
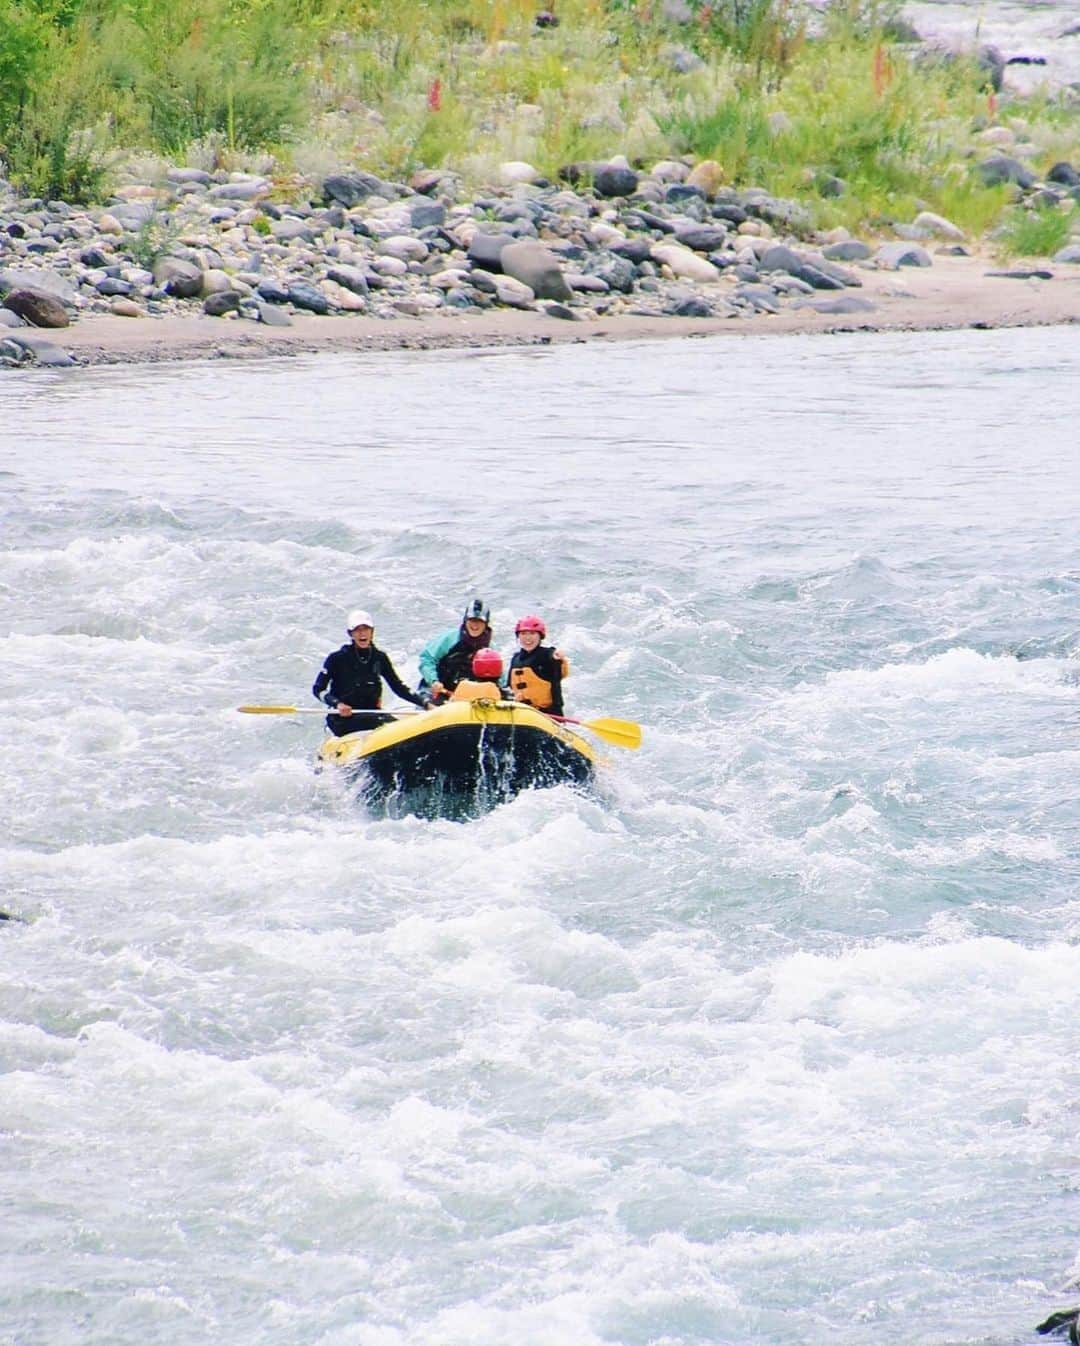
top-left (1, 19), bottom-right (112, 200)
top-left (0, 2), bottom-right (53, 146)
top-left (123, 207), bottom-right (182, 267)
top-left (996, 202), bottom-right (1075, 258)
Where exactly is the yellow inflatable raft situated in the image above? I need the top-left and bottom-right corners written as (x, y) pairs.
top-left (316, 698), bottom-right (600, 816)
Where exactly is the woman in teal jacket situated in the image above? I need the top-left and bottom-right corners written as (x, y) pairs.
top-left (418, 598), bottom-right (493, 702)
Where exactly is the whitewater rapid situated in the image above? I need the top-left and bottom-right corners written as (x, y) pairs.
top-left (2, 326), bottom-right (1078, 1346)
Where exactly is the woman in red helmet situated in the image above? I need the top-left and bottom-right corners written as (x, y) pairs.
top-left (508, 615), bottom-right (568, 716)
top-left (450, 648), bottom-right (507, 702)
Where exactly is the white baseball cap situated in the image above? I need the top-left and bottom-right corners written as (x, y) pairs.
top-left (346, 609), bottom-right (375, 631)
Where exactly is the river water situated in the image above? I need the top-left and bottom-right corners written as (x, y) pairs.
top-left (902, 0), bottom-right (1080, 87)
top-left (2, 325), bottom-right (1079, 1346)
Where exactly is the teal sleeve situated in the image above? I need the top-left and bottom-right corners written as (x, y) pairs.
top-left (418, 629), bottom-right (457, 684)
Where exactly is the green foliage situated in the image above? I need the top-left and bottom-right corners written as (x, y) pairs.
top-left (0, 1), bottom-right (53, 136)
top-left (697, 0), bottom-right (806, 75)
top-left (5, 108), bottom-right (110, 201)
top-left (0, 0), bottom-right (1075, 250)
top-left (123, 207), bottom-right (181, 267)
top-left (1, 19), bottom-right (111, 200)
top-left (996, 202), bottom-right (1075, 258)
top-left (656, 92), bottom-right (772, 171)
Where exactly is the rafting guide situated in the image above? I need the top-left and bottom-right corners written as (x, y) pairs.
top-left (417, 597), bottom-right (493, 704)
top-left (312, 609), bottom-right (429, 735)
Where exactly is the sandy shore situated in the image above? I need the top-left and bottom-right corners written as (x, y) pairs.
top-left (44, 252), bottom-right (1080, 365)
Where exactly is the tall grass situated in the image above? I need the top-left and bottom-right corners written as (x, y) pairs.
top-left (0, 0), bottom-right (1074, 245)
top-left (996, 202), bottom-right (1076, 258)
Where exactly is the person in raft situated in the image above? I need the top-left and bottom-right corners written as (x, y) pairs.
top-left (313, 609), bottom-right (429, 735)
top-left (450, 649), bottom-right (507, 702)
top-left (508, 614), bottom-right (568, 716)
top-left (418, 597), bottom-right (493, 703)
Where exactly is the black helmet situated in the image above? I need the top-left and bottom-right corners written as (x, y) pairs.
top-left (463, 598), bottom-right (491, 624)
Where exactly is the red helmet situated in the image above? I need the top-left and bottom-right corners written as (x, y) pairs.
top-left (515, 614), bottom-right (546, 637)
top-left (472, 649), bottom-right (504, 679)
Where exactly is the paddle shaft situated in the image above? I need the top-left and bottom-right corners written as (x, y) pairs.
top-left (237, 705), bottom-right (421, 716)
top-left (237, 703), bottom-right (641, 747)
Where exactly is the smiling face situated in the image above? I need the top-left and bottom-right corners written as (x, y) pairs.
top-left (517, 630), bottom-right (541, 652)
top-left (350, 624), bottom-right (374, 648)
top-left (464, 617), bottom-right (488, 639)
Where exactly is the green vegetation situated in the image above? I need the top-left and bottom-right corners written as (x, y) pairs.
top-left (123, 205), bottom-right (182, 268)
top-left (0, 0), bottom-right (1075, 251)
top-left (996, 200), bottom-right (1076, 258)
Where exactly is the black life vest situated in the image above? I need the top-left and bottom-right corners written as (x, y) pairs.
top-left (436, 632), bottom-right (490, 689)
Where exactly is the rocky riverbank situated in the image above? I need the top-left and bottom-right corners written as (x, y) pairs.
top-left (2, 153), bottom-right (1079, 369)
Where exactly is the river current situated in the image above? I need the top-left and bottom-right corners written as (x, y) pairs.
top-left (2, 326), bottom-right (1079, 1346)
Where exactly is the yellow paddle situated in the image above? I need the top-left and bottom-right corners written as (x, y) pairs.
top-left (547, 712), bottom-right (642, 750)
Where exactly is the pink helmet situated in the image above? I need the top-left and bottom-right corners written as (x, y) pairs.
top-left (515, 614), bottom-right (546, 637)
top-left (472, 648), bottom-right (504, 679)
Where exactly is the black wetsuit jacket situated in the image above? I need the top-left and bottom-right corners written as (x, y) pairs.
top-left (508, 645), bottom-right (565, 716)
top-left (313, 642), bottom-right (425, 734)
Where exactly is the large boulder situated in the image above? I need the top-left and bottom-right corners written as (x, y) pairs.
top-left (326, 265), bottom-right (371, 296)
top-left (913, 210), bottom-right (965, 240)
top-left (256, 278), bottom-right (291, 305)
top-left (498, 240), bottom-right (572, 301)
top-left (287, 281), bottom-right (331, 314)
top-left (380, 234), bottom-right (428, 262)
top-left (595, 164), bottom-right (640, 198)
top-left (167, 167), bottom-right (211, 186)
top-left (257, 302), bottom-right (293, 326)
top-left (467, 232), bottom-right (514, 273)
top-left (1047, 162), bottom-right (1079, 187)
top-left (409, 199), bottom-right (446, 229)
top-left (0, 267), bottom-right (79, 303)
top-left (610, 237), bottom-right (653, 266)
top-left (875, 241), bottom-right (933, 269)
top-left (759, 244), bottom-right (857, 289)
top-left (271, 217), bottom-right (317, 243)
top-left (686, 160), bottom-right (725, 196)
top-left (584, 252), bottom-right (637, 293)
top-left (208, 178), bottom-right (270, 202)
top-left (823, 239), bottom-right (872, 262)
top-left (674, 225), bottom-right (730, 253)
top-left (203, 290), bottom-right (242, 317)
top-left (498, 161), bottom-right (542, 185)
top-left (651, 244), bottom-right (720, 283)
top-left (3, 331), bottom-right (75, 365)
top-left (2, 287), bottom-right (69, 328)
top-left (153, 256), bottom-right (203, 298)
top-left (493, 275), bottom-right (535, 308)
top-left (977, 155), bottom-right (1036, 189)
top-left (323, 171), bottom-right (390, 208)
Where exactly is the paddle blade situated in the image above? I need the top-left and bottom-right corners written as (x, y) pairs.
top-left (584, 717), bottom-right (642, 750)
top-left (238, 704), bottom-right (304, 714)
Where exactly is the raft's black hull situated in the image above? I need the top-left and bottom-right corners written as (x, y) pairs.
top-left (318, 702), bottom-right (599, 820)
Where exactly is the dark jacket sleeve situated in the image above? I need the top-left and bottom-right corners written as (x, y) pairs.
top-left (313, 656), bottom-right (333, 705)
top-left (378, 650), bottom-right (426, 707)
